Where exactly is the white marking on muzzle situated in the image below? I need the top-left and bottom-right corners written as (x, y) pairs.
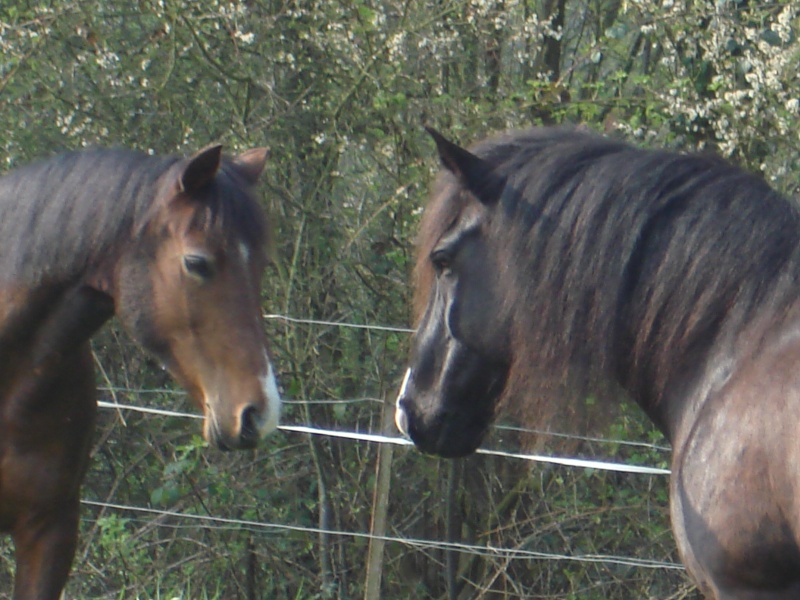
top-left (258, 359), bottom-right (282, 436)
top-left (239, 241), bottom-right (251, 264)
top-left (394, 368), bottom-right (412, 436)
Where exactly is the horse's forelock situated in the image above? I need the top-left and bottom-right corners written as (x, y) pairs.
top-left (214, 161), bottom-right (270, 253)
top-left (413, 133), bottom-right (522, 323)
top-left (413, 172), bottom-right (468, 322)
top-left (149, 159), bottom-right (269, 254)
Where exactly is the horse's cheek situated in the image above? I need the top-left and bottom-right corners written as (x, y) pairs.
top-left (114, 261), bottom-right (164, 355)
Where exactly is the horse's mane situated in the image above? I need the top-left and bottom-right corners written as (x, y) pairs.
top-left (416, 127), bottom-right (800, 429)
top-left (0, 149), bottom-right (267, 286)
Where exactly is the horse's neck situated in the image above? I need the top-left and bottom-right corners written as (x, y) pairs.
top-left (623, 318), bottom-right (777, 447)
top-left (0, 283), bottom-right (114, 369)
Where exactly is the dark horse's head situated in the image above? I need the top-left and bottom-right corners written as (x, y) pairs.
top-left (395, 129), bottom-right (512, 457)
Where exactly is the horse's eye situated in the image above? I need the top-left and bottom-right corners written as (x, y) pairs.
top-left (430, 249), bottom-right (453, 275)
top-left (183, 254), bottom-right (215, 280)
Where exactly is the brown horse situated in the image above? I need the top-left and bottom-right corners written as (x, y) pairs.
top-left (0, 144), bottom-right (281, 599)
top-left (396, 126), bottom-right (800, 599)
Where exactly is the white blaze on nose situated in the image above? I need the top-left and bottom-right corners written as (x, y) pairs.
top-left (394, 368), bottom-right (412, 436)
top-left (397, 367), bottom-right (412, 399)
top-left (258, 358), bottom-right (282, 436)
top-left (239, 241), bottom-right (251, 264)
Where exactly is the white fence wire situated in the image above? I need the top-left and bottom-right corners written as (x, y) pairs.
top-left (80, 499), bottom-right (683, 571)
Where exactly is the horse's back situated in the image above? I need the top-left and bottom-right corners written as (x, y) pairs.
top-left (672, 320), bottom-right (800, 597)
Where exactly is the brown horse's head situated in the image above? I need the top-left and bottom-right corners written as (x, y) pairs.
top-left (395, 129), bottom-right (511, 458)
top-left (111, 145), bottom-right (280, 450)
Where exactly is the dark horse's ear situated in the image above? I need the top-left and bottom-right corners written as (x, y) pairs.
top-left (180, 144), bottom-right (223, 194)
top-left (233, 147), bottom-right (269, 185)
top-left (425, 127), bottom-right (505, 206)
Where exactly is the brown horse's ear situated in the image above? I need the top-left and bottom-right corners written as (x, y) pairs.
top-left (180, 144), bottom-right (223, 193)
top-left (425, 126), bottom-right (505, 206)
top-left (234, 147), bottom-right (269, 184)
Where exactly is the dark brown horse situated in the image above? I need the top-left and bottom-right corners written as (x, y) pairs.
top-left (396, 126), bottom-right (800, 599)
top-left (0, 144), bottom-right (281, 599)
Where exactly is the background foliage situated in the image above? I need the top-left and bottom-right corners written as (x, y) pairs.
top-left (1, 0), bottom-right (798, 598)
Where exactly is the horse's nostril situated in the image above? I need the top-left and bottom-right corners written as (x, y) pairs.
top-left (239, 405), bottom-right (261, 447)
